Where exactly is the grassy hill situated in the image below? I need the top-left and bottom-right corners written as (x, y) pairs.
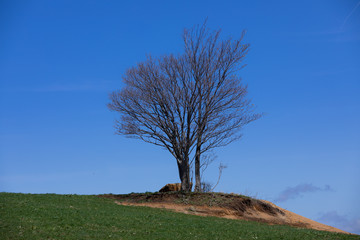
top-left (0, 192), bottom-right (358, 240)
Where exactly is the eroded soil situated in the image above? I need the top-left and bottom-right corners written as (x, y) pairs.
top-left (99, 192), bottom-right (349, 234)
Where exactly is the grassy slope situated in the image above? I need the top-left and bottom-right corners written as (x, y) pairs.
top-left (0, 193), bottom-right (358, 240)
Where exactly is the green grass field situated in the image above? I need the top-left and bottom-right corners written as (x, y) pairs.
top-left (0, 193), bottom-right (358, 240)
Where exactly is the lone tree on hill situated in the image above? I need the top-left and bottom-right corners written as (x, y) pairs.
top-left (108, 23), bottom-right (261, 192)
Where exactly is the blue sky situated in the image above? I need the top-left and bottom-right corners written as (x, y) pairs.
top-left (1, 0), bottom-right (359, 234)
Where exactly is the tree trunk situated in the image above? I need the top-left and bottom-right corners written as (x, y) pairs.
top-left (177, 159), bottom-right (191, 192)
top-left (194, 142), bottom-right (201, 192)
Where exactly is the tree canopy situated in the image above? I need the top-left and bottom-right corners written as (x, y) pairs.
top-left (108, 23), bottom-right (261, 191)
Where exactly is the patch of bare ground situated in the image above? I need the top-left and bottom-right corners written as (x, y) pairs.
top-left (99, 192), bottom-right (349, 234)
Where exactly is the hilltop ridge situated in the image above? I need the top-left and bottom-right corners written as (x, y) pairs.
top-left (100, 192), bottom-right (349, 235)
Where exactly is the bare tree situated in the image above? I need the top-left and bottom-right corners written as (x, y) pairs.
top-left (183, 23), bottom-right (262, 191)
top-left (211, 163), bottom-right (228, 192)
top-left (108, 22), bottom-right (261, 192)
top-left (108, 55), bottom-right (197, 191)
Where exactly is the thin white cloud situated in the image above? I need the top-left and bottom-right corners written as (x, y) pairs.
top-left (312, 67), bottom-right (359, 77)
top-left (1, 80), bottom-right (116, 93)
top-left (274, 183), bottom-right (332, 203)
top-left (317, 211), bottom-right (360, 235)
top-left (289, 29), bottom-right (360, 43)
top-left (28, 84), bottom-right (104, 92)
top-left (340, 1), bottom-right (360, 31)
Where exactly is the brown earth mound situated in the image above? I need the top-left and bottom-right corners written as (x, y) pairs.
top-left (99, 192), bottom-right (349, 234)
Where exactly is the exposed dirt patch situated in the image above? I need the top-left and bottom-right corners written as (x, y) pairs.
top-left (99, 192), bottom-right (349, 234)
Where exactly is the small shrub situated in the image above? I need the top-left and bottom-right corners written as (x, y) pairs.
top-left (201, 182), bottom-right (213, 193)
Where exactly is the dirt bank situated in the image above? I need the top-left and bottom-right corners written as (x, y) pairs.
top-left (99, 192), bottom-right (349, 234)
